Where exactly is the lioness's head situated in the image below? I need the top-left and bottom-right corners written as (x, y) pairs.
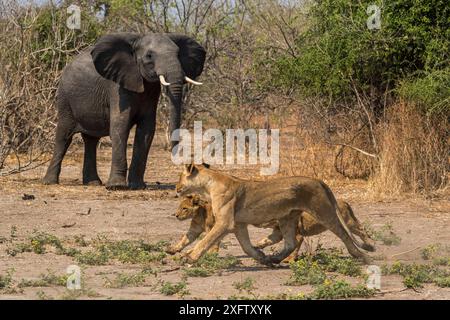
top-left (176, 163), bottom-right (211, 197)
top-left (175, 195), bottom-right (204, 221)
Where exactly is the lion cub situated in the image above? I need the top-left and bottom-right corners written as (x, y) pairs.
top-left (167, 195), bottom-right (219, 255)
top-left (168, 194), bottom-right (375, 260)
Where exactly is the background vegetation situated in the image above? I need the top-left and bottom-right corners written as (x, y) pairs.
top-left (0, 0), bottom-right (448, 194)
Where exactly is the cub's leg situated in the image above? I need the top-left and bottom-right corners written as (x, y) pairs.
top-left (187, 223), bottom-right (230, 262)
top-left (269, 211), bottom-right (299, 264)
top-left (255, 226), bottom-right (283, 249)
top-left (167, 216), bottom-right (204, 254)
top-left (234, 223), bottom-right (271, 265)
top-left (283, 234), bottom-right (304, 262)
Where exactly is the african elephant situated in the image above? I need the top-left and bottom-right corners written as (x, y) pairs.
top-left (43, 33), bottom-right (206, 190)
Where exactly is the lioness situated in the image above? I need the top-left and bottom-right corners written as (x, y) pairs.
top-left (167, 194), bottom-right (375, 259)
top-left (176, 164), bottom-right (372, 265)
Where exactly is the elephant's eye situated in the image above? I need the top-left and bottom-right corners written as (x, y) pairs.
top-left (146, 52), bottom-right (153, 59)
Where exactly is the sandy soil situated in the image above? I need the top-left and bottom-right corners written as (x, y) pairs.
top-left (0, 134), bottom-right (449, 300)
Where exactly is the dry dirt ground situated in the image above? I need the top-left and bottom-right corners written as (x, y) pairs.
top-left (0, 134), bottom-right (449, 300)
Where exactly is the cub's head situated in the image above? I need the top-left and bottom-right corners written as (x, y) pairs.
top-left (175, 195), bottom-right (204, 221)
top-left (176, 163), bottom-right (211, 197)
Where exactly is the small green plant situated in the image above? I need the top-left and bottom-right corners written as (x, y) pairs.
top-left (6, 231), bottom-right (78, 257)
top-left (308, 247), bottom-right (362, 276)
top-left (0, 269), bottom-right (14, 290)
top-left (75, 238), bottom-right (168, 266)
top-left (73, 235), bottom-right (89, 247)
top-left (0, 269), bottom-right (21, 294)
top-left (60, 288), bottom-right (101, 300)
top-left (433, 277), bottom-right (450, 288)
top-left (382, 261), bottom-right (450, 289)
top-left (288, 258), bottom-right (328, 286)
top-left (433, 257), bottom-right (450, 266)
top-left (370, 222), bottom-right (401, 246)
top-left (183, 252), bottom-right (240, 277)
top-left (233, 277), bottom-right (257, 295)
top-left (287, 247), bottom-right (362, 286)
top-left (308, 279), bottom-right (376, 300)
top-left (421, 244), bottom-right (441, 260)
top-left (36, 290), bottom-right (54, 300)
top-left (264, 292), bottom-right (307, 300)
top-left (103, 271), bottom-right (147, 289)
top-left (10, 225), bottom-right (18, 239)
top-left (183, 267), bottom-right (211, 277)
top-left (75, 250), bottom-right (110, 266)
top-left (18, 270), bottom-right (68, 288)
top-left (159, 281), bottom-right (190, 297)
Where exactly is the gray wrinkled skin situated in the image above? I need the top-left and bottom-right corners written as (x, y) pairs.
top-left (43, 33), bottom-right (205, 190)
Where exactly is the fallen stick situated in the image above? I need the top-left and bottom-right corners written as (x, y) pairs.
top-left (375, 288), bottom-right (409, 295)
top-left (390, 246), bottom-right (421, 259)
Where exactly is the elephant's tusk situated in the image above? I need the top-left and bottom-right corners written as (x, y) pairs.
top-left (185, 76), bottom-right (203, 86)
top-left (159, 75), bottom-right (171, 86)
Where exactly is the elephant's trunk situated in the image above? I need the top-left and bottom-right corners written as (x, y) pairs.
top-left (166, 81), bottom-right (184, 150)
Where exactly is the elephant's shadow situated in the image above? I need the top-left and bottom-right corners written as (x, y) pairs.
top-left (146, 182), bottom-right (176, 191)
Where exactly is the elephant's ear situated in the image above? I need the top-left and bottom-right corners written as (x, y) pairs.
top-left (91, 33), bottom-right (144, 93)
top-left (167, 34), bottom-right (206, 79)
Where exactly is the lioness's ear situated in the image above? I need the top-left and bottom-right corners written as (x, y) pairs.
top-left (202, 163), bottom-right (210, 169)
top-left (184, 164), bottom-right (197, 175)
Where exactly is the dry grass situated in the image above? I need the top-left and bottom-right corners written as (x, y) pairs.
top-left (371, 102), bottom-right (449, 196)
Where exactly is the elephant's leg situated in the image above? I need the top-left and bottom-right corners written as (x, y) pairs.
top-left (43, 116), bottom-right (75, 185)
top-left (234, 223), bottom-right (271, 265)
top-left (255, 226), bottom-right (283, 249)
top-left (82, 134), bottom-right (102, 186)
top-left (128, 115), bottom-right (156, 190)
top-left (106, 119), bottom-right (130, 190)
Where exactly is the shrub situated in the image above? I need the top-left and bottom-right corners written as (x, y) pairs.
top-left (308, 279), bottom-right (376, 300)
top-left (183, 252), bottom-right (240, 277)
top-left (159, 281), bottom-right (189, 297)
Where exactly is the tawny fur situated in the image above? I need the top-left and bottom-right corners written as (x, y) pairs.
top-left (168, 195), bottom-right (375, 261)
top-left (175, 164), bottom-right (372, 265)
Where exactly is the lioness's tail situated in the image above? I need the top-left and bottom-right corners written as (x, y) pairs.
top-left (320, 182), bottom-right (368, 252)
top-left (340, 201), bottom-right (376, 252)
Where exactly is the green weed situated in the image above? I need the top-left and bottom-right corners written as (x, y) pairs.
top-left (159, 281), bottom-right (189, 297)
top-left (183, 252), bottom-right (240, 277)
top-left (18, 270), bottom-right (68, 288)
top-left (308, 279), bottom-right (376, 300)
top-left (103, 271), bottom-right (147, 289)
